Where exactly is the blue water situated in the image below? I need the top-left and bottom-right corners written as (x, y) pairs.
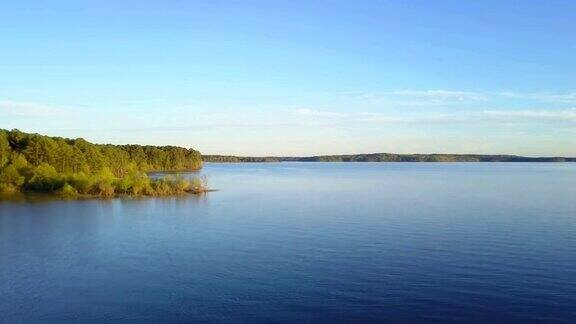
top-left (1, 163), bottom-right (576, 322)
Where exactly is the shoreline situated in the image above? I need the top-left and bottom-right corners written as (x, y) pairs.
top-left (203, 153), bottom-right (576, 163)
top-left (203, 160), bottom-right (576, 163)
top-left (0, 188), bottom-right (217, 202)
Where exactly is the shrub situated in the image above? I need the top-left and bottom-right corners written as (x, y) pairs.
top-left (151, 179), bottom-right (172, 196)
top-left (174, 177), bottom-right (190, 192)
top-left (59, 183), bottom-right (78, 198)
top-left (0, 183), bottom-right (18, 193)
top-left (115, 177), bottom-right (132, 194)
top-left (66, 172), bottom-right (94, 194)
top-left (95, 182), bottom-right (115, 198)
top-left (11, 154), bottom-right (29, 171)
top-left (27, 163), bottom-right (63, 192)
top-left (130, 174), bottom-right (151, 195)
top-left (188, 175), bottom-right (209, 193)
top-left (0, 165), bottom-right (25, 188)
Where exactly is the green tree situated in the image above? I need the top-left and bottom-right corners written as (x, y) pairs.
top-left (0, 130), bottom-right (11, 168)
top-left (0, 128), bottom-right (204, 198)
top-left (27, 163), bottom-right (61, 192)
top-left (0, 165), bottom-right (25, 192)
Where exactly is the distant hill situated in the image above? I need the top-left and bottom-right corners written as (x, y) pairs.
top-left (204, 153), bottom-right (576, 163)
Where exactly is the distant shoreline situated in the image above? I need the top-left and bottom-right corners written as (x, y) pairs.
top-left (203, 154), bottom-right (576, 163)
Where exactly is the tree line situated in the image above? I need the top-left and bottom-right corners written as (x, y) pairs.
top-left (203, 153), bottom-right (575, 163)
top-left (0, 129), bottom-right (205, 197)
top-left (202, 155), bottom-right (280, 163)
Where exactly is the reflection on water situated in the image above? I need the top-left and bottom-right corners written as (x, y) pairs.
top-left (1, 163), bottom-right (576, 322)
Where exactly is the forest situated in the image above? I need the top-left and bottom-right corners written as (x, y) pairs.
top-left (0, 129), bottom-right (205, 198)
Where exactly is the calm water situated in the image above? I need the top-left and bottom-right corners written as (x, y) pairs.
top-left (1, 163), bottom-right (576, 322)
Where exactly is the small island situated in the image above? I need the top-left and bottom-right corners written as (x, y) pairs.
top-left (0, 129), bottom-right (209, 199)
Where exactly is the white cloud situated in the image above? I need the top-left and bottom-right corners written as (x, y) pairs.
top-left (358, 112), bottom-right (467, 124)
top-left (353, 89), bottom-right (576, 107)
top-left (357, 113), bottom-right (413, 123)
top-left (384, 90), bottom-right (488, 101)
top-left (356, 89), bottom-right (488, 106)
top-left (295, 103), bottom-right (576, 127)
top-left (357, 108), bottom-right (576, 125)
top-left (500, 92), bottom-right (576, 104)
top-left (295, 108), bottom-right (347, 117)
top-left (482, 108), bottom-right (576, 122)
top-left (0, 100), bottom-right (65, 117)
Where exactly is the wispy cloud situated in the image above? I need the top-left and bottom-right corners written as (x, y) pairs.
top-left (356, 89), bottom-right (488, 106)
top-left (500, 91), bottom-right (576, 104)
top-left (358, 108), bottom-right (576, 125)
top-left (353, 89), bottom-right (576, 107)
top-left (68, 122), bottom-right (300, 133)
top-left (384, 90), bottom-right (488, 101)
top-left (295, 108), bottom-right (347, 117)
top-left (0, 100), bottom-right (66, 117)
top-left (482, 108), bottom-right (576, 122)
top-left (358, 112), bottom-right (467, 124)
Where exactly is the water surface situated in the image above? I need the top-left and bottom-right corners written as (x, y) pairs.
top-left (1, 163), bottom-right (576, 322)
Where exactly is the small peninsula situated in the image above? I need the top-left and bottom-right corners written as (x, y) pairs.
top-left (0, 129), bottom-right (208, 198)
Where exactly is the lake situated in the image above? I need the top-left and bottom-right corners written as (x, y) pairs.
top-left (1, 163), bottom-right (576, 322)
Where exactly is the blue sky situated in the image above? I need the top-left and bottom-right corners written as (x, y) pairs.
top-left (1, 0), bottom-right (575, 156)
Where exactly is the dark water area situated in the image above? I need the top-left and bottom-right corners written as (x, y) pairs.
top-left (1, 163), bottom-right (576, 322)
